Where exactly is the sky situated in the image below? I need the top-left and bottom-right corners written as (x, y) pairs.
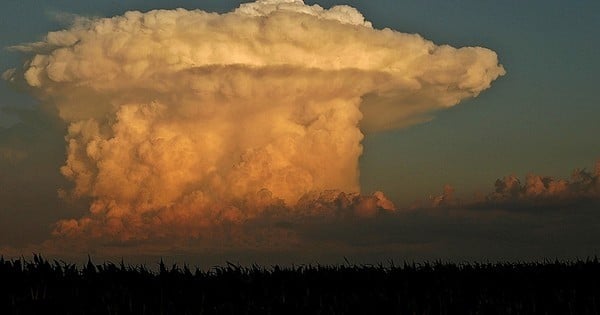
top-left (0, 0), bottom-right (599, 266)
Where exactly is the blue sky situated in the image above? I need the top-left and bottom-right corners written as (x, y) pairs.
top-left (0, 0), bottom-right (599, 263)
top-left (356, 0), bottom-right (600, 202)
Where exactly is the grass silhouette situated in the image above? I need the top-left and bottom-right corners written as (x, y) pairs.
top-left (1, 254), bottom-right (599, 314)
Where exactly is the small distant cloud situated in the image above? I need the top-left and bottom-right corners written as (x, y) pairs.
top-left (0, 112), bottom-right (20, 129)
top-left (0, 147), bottom-right (27, 163)
top-left (44, 10), bottom-right (94, 27)
top-left (424, 159), bottom-right (600, 212)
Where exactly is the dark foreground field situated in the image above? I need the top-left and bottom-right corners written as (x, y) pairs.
top-left (1, 255), bottom-right (599, 315)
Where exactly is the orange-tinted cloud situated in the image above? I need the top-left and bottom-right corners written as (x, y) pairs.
top-left (424, 160), bottom-right (600, 211)
top-left (4, 0), bottom-right (504, 242)
top-left (2, 161), bottom-right (598, 265)
top-left (487, 162), bottom-right (600, 204)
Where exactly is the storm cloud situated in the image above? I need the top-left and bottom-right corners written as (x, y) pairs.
top-left (4, 0), bottom-right (504, 243)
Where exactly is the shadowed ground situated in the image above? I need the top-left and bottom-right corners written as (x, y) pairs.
top-left (1, 255), bottom-right (599, 314)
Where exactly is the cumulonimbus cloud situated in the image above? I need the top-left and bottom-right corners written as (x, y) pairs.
top-left (4, 0), bottom-right (504, 241)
